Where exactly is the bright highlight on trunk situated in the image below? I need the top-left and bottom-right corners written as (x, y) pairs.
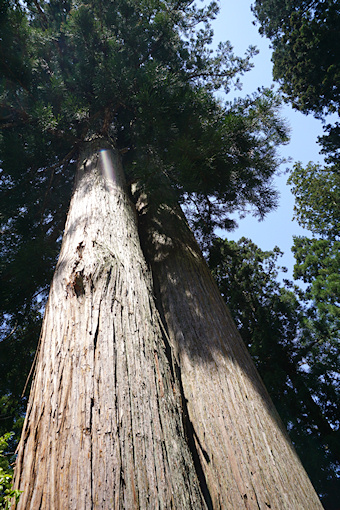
top-left (14, 141), bottom-right (323, 509)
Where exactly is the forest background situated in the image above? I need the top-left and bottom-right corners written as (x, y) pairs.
top-left (0, 0), bottom-right (339, 508)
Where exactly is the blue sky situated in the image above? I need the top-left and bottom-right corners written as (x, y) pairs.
top-left (210, 0), bottom-right (326, 280)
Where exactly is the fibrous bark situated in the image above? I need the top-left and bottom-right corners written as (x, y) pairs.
top-left (14, 139), bottom-right (323, 509)
top-left (137, 197), bottom-right (323, 510)
top-left (14, 140), bottom-right (206, 509)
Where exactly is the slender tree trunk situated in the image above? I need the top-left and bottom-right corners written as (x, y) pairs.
top-left (14, 139), bottom-right (206, 509)
top-left (137, 196), bottom-right (323, 510)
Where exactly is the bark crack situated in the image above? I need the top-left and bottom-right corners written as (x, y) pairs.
top-left (174, 361), bottom-right (214, 510)
top-left (90, 396), bottom-right (94, 509)
top-left (90, 306), bottom-right (100, 509)
top-left (93, 314), bottom-right (99, 353)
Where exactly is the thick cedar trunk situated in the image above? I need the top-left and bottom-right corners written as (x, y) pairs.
top-left (137, 198), bottom-right (323, 510)
top-left (14, 140), bottom-right (206, 509)
top-left (14, 140), bottom-right (323, 509)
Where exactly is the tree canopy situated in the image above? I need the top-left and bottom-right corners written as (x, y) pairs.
top-left (252, 0), bottom-right (340, 118)
top-left (252, 0), bottom-right (340, 164)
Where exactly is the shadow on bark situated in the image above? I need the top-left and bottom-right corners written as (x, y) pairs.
top-left (137, 196), bottom-right (274, 407)
top-left (136, 194), bottom-right (323, 509)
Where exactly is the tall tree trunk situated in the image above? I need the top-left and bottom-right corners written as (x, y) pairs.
top-left (14, 140), bottom-right (206, 509)
top-left (137, 196), bottom-right (323, 510)
top-left (14, 138), bottom-right (323, 509)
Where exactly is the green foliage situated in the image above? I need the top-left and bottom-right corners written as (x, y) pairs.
top-left (209, 237), bottom-right (340, 509)
top-left (0, 433), bottom-right (22, 509)
top-left (319, 122), bottom-right (340, 165)
top-left (288, 162), bottom-right (340, 237)
top-left (252, 0), bottom-right (340, 164)
top-left (252, 0), bottom-right (340, 117)
top-left (288, 163), bottom-right (340, 343)
top-left (165, 86), bottom-right (289, 241)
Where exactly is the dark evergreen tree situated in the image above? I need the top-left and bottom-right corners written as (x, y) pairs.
top-left (252, 0), bottom-right (340, 162)
top-left (288, 165), bottom-right (340, 507)
top-left (288, 162), bottom-right (339, 365)
top-left (252, 0), bottom-right (340, 117)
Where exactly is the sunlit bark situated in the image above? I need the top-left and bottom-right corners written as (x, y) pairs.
top-left (14, 140), bottom-right (205, 509)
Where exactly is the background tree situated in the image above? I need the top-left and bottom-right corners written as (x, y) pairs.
top-left (252, 0), bottom-right (340, 163)
top-left (288, 164), bottom-right (340, 501)
top-left (288, 163), bottom-right (340, 337)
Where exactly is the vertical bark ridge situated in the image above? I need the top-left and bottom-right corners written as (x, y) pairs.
top-left (175, 361), bottom-right (214, 510)
top-left (14, 140), bottom-right (206, 509)
top-left (137, 197), bottom-right (323, 510)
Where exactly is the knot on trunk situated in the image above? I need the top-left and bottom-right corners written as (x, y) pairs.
top-left (66, 270), bottom-right (85, 298)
